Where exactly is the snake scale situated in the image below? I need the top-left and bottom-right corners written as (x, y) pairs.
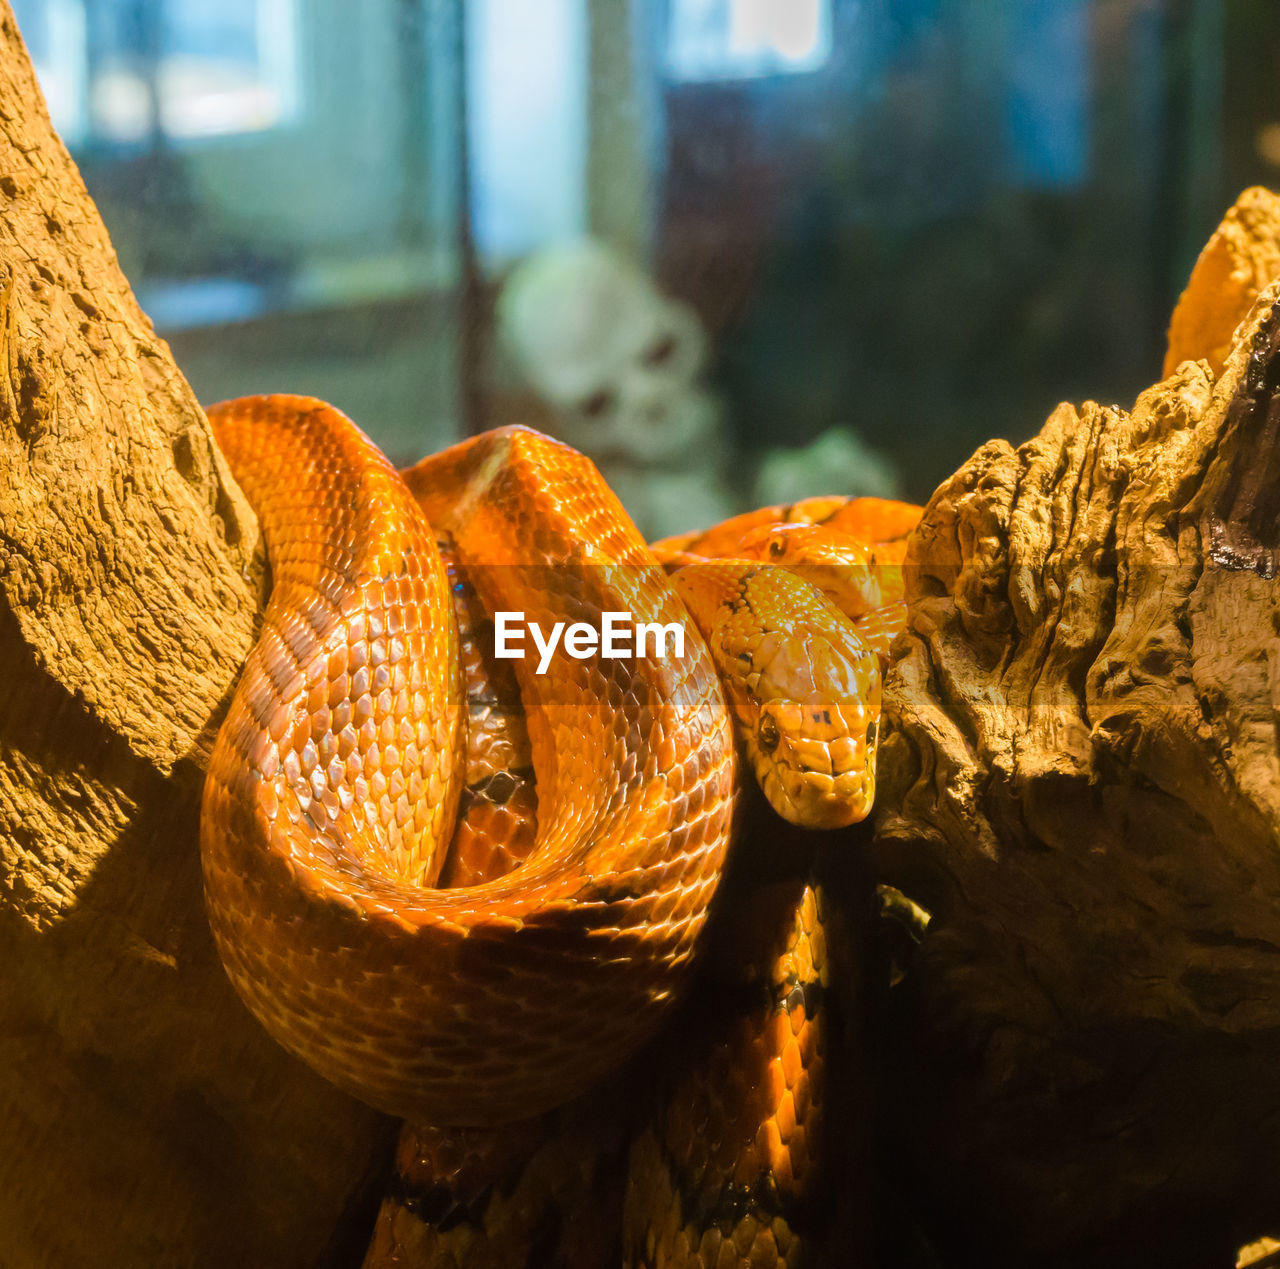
top-left (200, 395), bottom-right (920, 1266)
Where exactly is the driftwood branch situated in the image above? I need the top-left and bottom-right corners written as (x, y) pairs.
top-left (0, 7), bottom-right (395, 1266)
top-left (875, 192), bottom-right (1280, 1266)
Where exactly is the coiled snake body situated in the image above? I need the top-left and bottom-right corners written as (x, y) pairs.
top-left (201, 395), bottom-right (919, 1261)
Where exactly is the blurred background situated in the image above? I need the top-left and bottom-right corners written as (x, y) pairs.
top-left (7, 0), bottom-right (1271, 535)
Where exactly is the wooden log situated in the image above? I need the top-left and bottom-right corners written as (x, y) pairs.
top-left (0, 7), bottom-right (395, 1265)
top-left (1165, 185), bottom-right (1280, 378)
top-left (875, 200), bottom-right (1280, 1264)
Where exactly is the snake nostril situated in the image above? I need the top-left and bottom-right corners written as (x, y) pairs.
top-left (867, 718), bottom-right (878, 749)
top-left (758, 715), bottom-right (781, 754)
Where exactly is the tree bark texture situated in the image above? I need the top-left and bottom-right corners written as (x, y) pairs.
top-left (0, 8), bottom-right (395, 1266)
top-left (875, 194), bottom-right (1280, 1266)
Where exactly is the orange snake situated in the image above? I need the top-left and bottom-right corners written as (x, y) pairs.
top-left (200, 395), bottom-right (919, 1259)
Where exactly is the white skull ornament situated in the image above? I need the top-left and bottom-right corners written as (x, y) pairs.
top-left (498, 240), bottom-right (733, 537)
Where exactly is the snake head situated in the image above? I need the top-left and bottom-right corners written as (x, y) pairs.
top-left (737, 523), bottom-right (884, 618)
top-left (745, 625), bottom-right (882, 829)
top-left (676, 563), bottom-right (883, 830)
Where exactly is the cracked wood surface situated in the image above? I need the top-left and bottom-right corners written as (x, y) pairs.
top-left (875, 195), bottom-right (1280, 1265)
top-left (0, 7), bottom-right (395, 1266)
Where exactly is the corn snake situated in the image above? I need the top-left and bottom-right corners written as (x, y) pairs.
top-left (200, 394), bottom-right (920, 1263)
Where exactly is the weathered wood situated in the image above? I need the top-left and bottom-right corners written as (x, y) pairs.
top-left (1165, 185), bottom-right (1280, 379)
top-left (875, 202), bottom-right (1280, 1264)
top-left (0, 7), bottom-right (395, 1266)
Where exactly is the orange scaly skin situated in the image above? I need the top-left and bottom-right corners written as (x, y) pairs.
top-left (650, 496), bottom-right (922, 568)
top-left (203, 399), bottom-right (911, 1266)
top-left (202, 397), bottom-right (737, 1127)
top-left (435, 536), bottom-right (539, 889)
top-left (674, 564), bottom-right (881, 830)
top-left (365, 1090), bottom-right (630, 1268)
top-left (622, 878), bottom-right (850, 1269)
top-left (651, 495), bottom-right (924, 670)
top-left (363, 490), bottom-right (906, 1267)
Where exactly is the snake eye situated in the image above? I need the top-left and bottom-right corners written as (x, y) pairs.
top-left (866, 718), bottom-right (879, 749)
top-left (768, 535), bottom-right (787, 559)
top-left (758, 715), bottom-right (781, 754)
